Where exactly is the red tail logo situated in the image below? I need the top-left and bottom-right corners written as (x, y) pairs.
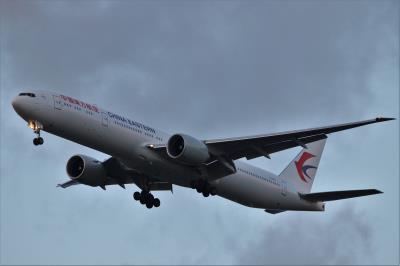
top-left (295, 152), bottom-right (317, 183)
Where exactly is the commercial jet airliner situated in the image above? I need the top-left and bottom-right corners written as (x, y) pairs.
top-left (11, 90), bottom-right (394, 213)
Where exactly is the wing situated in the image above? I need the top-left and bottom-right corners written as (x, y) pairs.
top-left (204, 117), bottom-right (394, 160)
top-left (150, 117), bottom-right (393, 161)
top-left (148, 117), bottom-right (394, 180)
top-left (58, 157), bottom-right (172, 191)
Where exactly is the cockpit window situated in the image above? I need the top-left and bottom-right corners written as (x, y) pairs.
top-left (19, 93), bottom-right (36, 97)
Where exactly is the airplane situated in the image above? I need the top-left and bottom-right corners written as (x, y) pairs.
top-left (11, 90), bottom-right (395, 213)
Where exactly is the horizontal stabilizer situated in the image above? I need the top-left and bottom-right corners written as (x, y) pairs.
top-left (300, 189), bottom-right (383, 202)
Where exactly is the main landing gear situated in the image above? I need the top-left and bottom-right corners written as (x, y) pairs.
top-left (133, 191), bottom-right (161, 209)
top-left (190, 179), bottom-right (217, 197)
top-left (29, 120), bottom-right (44, 146)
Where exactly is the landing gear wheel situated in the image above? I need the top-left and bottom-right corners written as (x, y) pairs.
top-left (133, 192), bottom-right (141, 201)
top-left (141, 190), bottom-right (148, 197)
top-left (33, 137), bottom-right (43, 146)
top-left (136, 190), bottom-right (160, 209)
top-left (199, 180), bottom-right (206, 189)
top-left (202, 191), bottom-right (210, 197)
top-left (153, 198), bottom-right (160, 208)
top-left (193, 179), bottom-right (215, 197)
top-left (139, 197), bottom-right (146, 204)
top-left (29, 121), bottom-right (44, 146)
top-left (146, 193), bottom-right (154, 203)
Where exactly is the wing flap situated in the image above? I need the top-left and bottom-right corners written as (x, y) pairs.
top-left (230, 134), bottom-right (328, 160)
top-left (264, 209), bottom-right (286, 214)
top-left (300, 189), bottom-right (383, 202)
top-left (57, 179), bottom-right (80, 188)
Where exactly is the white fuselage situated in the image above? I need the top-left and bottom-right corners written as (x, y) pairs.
top-left (12, 90), bottom-right (324, 211)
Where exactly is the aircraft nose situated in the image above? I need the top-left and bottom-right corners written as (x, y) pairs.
top-left (11, 96), bottom-right (20, 111)
top-left (11, 96), bottom-right (28, 118)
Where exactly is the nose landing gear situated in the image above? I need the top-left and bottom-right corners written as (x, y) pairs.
top-left (133, 191), bottom-right (161, 209)
top-left (29, 120), bottom-right (44, 146)
top-left (33, 137), bottom-right (44, 146)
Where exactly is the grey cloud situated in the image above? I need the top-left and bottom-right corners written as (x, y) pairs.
top-left (3, 1), bottom-right (396, 137)
top-left (237, 204), bottom-right (373, 265)
top-left (1, 1), bottom-right (398, 265)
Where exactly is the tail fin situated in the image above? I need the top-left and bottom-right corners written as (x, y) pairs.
top-left (279, 137), bottom-right (327, 193)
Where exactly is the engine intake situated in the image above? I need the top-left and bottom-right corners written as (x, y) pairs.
top-left (167, 134), bottom-right (210, 165)
top-left (66, 155), bottom-right (107, 187)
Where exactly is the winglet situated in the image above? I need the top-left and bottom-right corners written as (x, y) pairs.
top-left (375, 117), bottom-right (395, 122)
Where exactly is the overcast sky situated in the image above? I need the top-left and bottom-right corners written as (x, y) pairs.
top-left (0, 1), bottom-right (398, 265)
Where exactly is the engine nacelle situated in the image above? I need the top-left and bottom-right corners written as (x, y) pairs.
top-left (66, 155), bottom-right (107, 187)
top-left (166, 134), bottom-right (210, 165)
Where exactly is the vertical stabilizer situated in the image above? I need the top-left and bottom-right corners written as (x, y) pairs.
top-left (279, 138), bottom-right (327, 193)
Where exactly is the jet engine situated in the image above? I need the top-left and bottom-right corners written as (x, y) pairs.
top-left (166, 134), bottom-right (210, 165)
top-left (66, 155), bottom-right (107, 187)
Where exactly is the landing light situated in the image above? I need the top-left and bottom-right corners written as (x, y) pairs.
top-left (28, 120), bottom-right (42, 131)
top-left (28, 120), bottom-right (36, 130)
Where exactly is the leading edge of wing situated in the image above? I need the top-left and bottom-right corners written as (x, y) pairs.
top-left (204, 117), bottom-right (395, 145)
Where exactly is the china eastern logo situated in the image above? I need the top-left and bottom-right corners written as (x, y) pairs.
top-left (295, 152), bottom-right (317, 183)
